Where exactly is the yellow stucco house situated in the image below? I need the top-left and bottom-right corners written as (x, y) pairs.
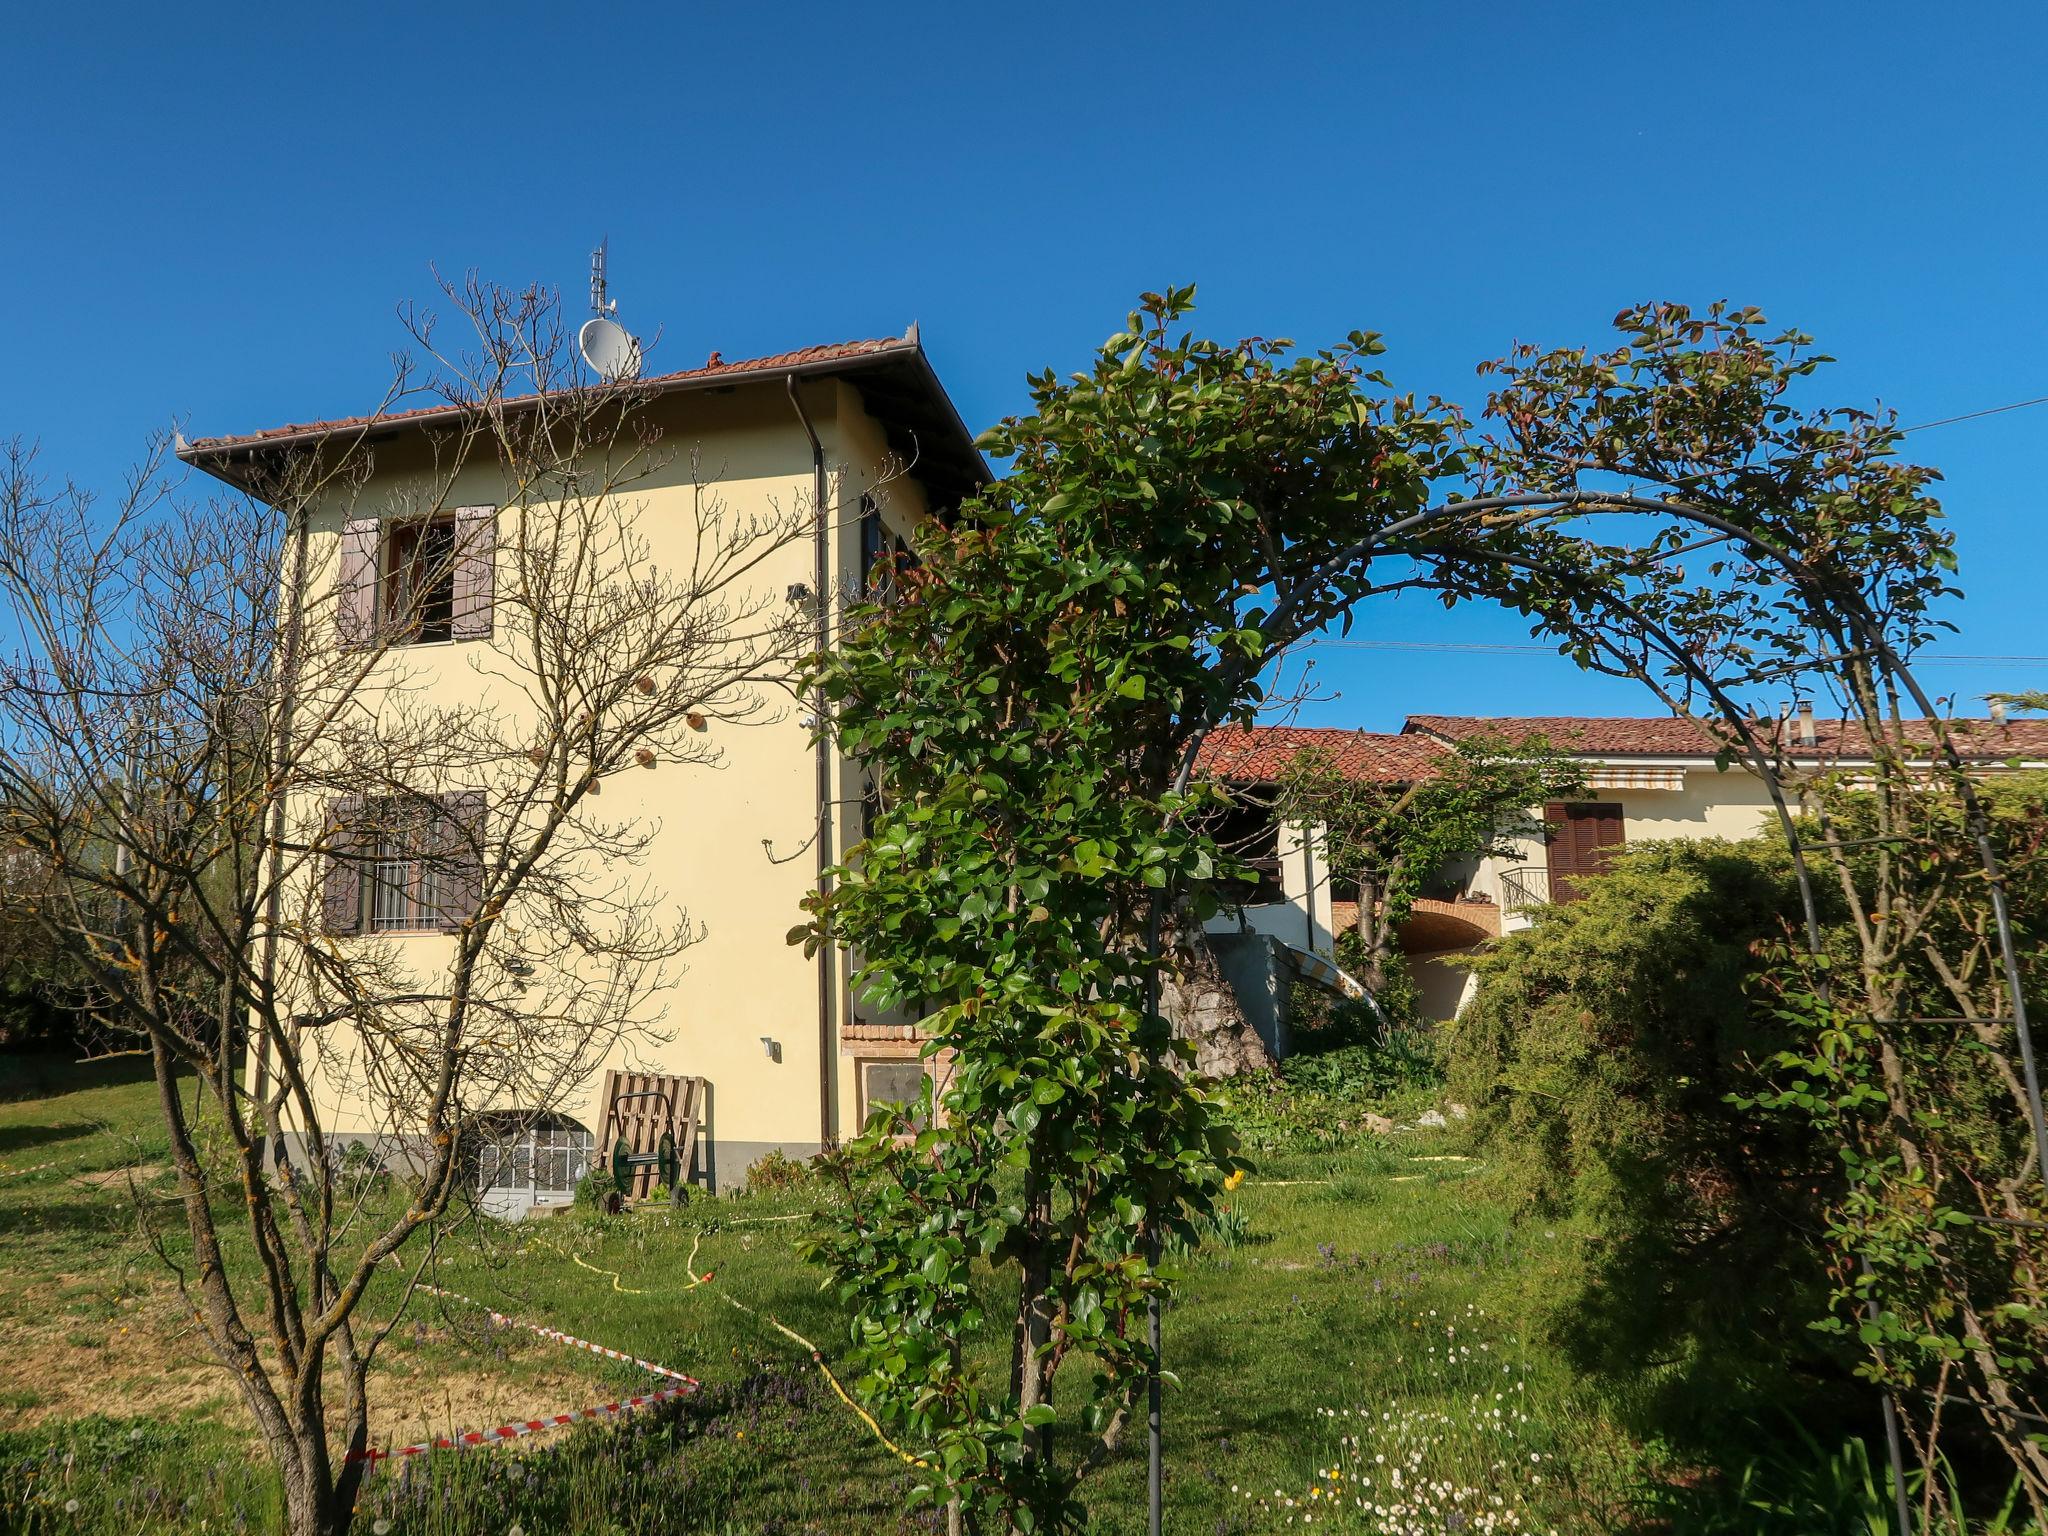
top-left (180, 331), bottom-right (985, 1213)
top-left (1204, 712), bottom-right (2048, 1026)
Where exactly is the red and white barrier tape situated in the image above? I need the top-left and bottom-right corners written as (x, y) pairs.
top-left (407, 1275), bottom-right (697, 1385)
top-left (347, 1268), bottom-right (700, 1466)
top-left (348, 1384), bottom-right (693, 1464)
top-left (0, 1161), bottom-right (57, 1180)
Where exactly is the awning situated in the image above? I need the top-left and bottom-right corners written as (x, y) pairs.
top-left (1583, 764), bottom-right (1687, 791)
top-left (1285, 944), bottom-right (1366, 1000)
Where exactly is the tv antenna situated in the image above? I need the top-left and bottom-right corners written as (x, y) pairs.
top-left (579, 238), bottom-right (643, 381)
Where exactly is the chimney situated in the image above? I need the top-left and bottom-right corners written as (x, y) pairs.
top-left (1796, 700), bottom-right (1817, 748)
top-left (1991, 698), bottom-right (2009, 725)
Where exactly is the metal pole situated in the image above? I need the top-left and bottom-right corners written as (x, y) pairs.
top-left (1864, 1257), bottom-right (1916, 1536)
top-left (1147, 1268), bottom-right (1162, 1536)
top-left (1140, 730), bottom-right (1214, 1536)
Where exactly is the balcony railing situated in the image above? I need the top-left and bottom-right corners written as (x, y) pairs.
top-left (1498, 865), bottom-right (1551, 914)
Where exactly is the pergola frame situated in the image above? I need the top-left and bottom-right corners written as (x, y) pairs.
top-left (1146, 489), bottom-right (2048, 1536)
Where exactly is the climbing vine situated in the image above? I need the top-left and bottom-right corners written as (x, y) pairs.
top-left (797, 289), bottom-right (1459, 1527)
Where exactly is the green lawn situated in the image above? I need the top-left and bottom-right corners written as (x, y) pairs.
top-left (0, 1057), bottom-right (1854, 1534)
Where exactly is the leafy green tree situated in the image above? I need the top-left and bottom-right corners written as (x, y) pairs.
top-left (798, 289), bottom-right (1460, 1528)
top-left (1272, 732), bottom-right (1583, 1001)
top-left (1468, 303), bottom-right (2044, 1515)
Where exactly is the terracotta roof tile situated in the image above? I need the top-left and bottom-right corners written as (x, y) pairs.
top-left (1196, 726), bottom-right (1451, 785)
top-left (1402, 714), bottom-right (2048, 762)
top-left (182, 336), bottom-right (915, 456)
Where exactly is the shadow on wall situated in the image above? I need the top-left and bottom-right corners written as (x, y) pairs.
top-left (1410, 953), bottom-right (1477, 1023)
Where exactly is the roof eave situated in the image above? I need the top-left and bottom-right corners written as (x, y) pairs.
top-left (178, 337), bottom-right (992, 503)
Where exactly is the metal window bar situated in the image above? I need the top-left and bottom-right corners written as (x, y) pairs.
top-left (367, 812), bottom-right (441, 931)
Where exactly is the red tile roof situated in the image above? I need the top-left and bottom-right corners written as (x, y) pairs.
top-left (1403, 714), bottom-right (2048, 762)
top-left (1196, 725), bottom-right (1451, 785)
top-left (182, 336), bottom-right (917, 455)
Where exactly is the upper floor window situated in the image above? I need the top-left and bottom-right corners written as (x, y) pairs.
top-left (383, 518), bottom-right (457, 643)
top-left (858, 494), bottom-right (918, 602)
top-left (337, 506), bottom-right (496, 649)
top-left (1205, 797), bottom-right (1286, 907)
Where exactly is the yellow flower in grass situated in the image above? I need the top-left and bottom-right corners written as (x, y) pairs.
top-left (1223, 1169), bottom-right (1245, 1191)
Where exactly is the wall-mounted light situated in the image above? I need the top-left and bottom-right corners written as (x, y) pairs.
top-left (759, 1036), bottom-right (782, 1063)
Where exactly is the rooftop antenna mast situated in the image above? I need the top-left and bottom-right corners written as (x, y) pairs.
top-left (590, 237), bottom-right (617, 319)
top-left (578, 238), bottom-right (642, 381)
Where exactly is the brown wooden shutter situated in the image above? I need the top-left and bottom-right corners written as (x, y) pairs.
top-left (323, 797), bottom-right (365, 933)
top-left (450, 506), bottom-right (496, 642)
top-left (337, 518), bottom-right (380, 649)
top-left (436, 790), bottom-right (487, 930)
top-left (1546, 802), bottom-right (1623, 904)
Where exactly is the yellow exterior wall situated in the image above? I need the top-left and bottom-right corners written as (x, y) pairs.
top-left (280, 377), bottom-right (940, 1190)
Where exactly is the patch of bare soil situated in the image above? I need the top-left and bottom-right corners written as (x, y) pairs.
top-left (68, 1164), bottom-right (167, 1191)
top-left (0, 1276), bottom-right (597, 1450)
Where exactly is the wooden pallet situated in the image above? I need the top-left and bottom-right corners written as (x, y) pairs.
top-left (597, 1069), bottom-right (706, 1200)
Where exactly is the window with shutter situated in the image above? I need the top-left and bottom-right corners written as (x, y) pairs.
top-left (329, 793), bottom-right (485, 933)
top-left (1543, 801), bottom-right (1624, 904)
top-left (341, 508), bottom-right (495, 650)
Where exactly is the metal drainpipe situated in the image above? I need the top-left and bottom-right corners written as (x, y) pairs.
top-left (1299, 819), bottom-right (1318, 954)
top-left (786, 375), bottom-right (836, 1151)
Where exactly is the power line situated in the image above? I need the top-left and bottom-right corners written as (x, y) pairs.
top-left (1299, 638), bottom-right (2048, 668)
top-left (1899, 395), bottom-right (2048, 434)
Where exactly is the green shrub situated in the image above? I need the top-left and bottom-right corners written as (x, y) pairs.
top-left (573, 1165), bottom-right (621, 1212)
top-left (1281, 1030), bottom-right (1438, 1102)
top-left (743, 1147), bottom-right (815, 1192)
top-left (1446, 837), bottom-right (1854, 1433)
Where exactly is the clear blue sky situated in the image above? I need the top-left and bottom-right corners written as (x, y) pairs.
top-left (6, 1), bottom-right (2044, 726)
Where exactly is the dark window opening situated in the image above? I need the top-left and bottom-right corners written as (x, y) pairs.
top-left (1205, 798), bottom-right (1286, 907)
top-left (858, 495), bottom-right (918, 601)
top-left (383, 518), bottom-right (457, 644)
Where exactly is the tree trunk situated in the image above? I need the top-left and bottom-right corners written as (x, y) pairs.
top-left (1354, 879), bottom-right (1393, 997)
top-left (278, 1431), bottom-right (348, 1536)
top-left (1013, 1157), bottom-right (1055, 1503)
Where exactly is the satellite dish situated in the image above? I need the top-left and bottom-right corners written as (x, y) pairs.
top-left (579, 316), bottom-right (642, 382)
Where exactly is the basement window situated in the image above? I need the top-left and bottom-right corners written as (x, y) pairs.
top-left (857, 1059), bottom-right (931, 1132)
top-left (477, 1117), bottom-right (594, 1200)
